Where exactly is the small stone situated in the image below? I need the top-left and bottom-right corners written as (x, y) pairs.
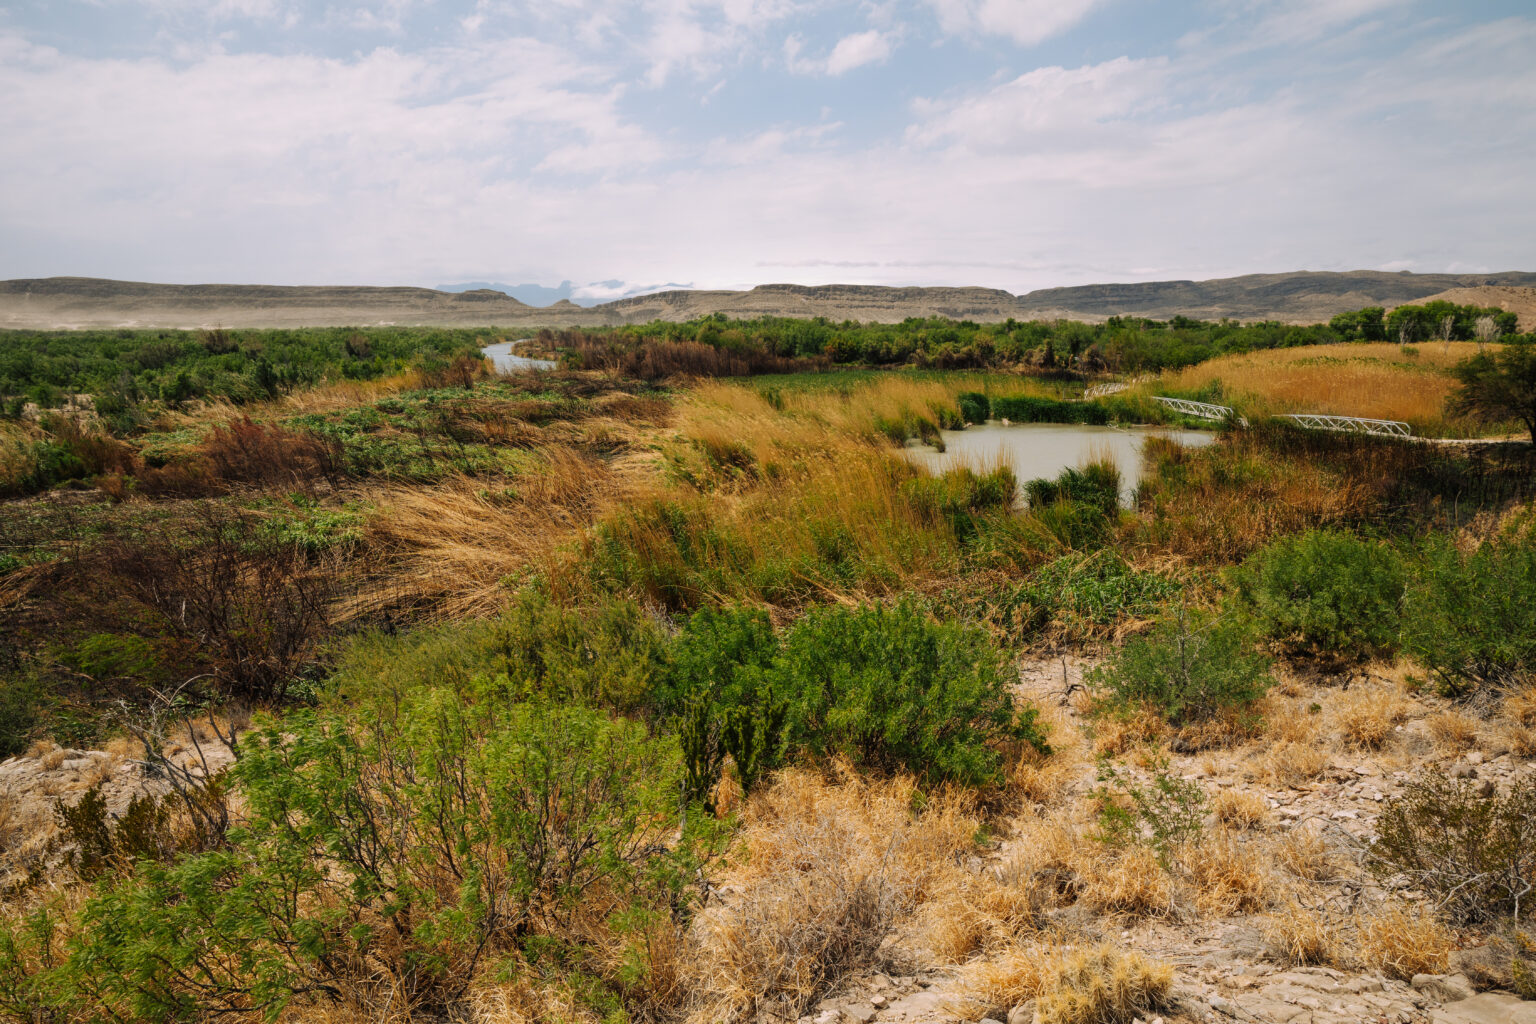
top-left (815, 1012), bottom-right (840, 1024)
top-left (869, 995), bottom-right (888, 1009)
top-left (1006, 1003), bottom-right (1033, 1024)
top-left (978, 1018), bottom-right (1003, 1024)
top-left (845, 1007), bottom-right (877, 1024)
top-left (1466, 751), bottom-right (1484, 766)
top-left (1451, 764), bottom-right (1478, 779)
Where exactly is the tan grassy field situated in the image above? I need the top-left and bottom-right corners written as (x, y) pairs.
top-left (1155, 341), bottom-right (1494, 435)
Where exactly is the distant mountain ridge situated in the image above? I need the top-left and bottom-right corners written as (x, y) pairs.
top-left (4, 271), bottom-right (1536, 330)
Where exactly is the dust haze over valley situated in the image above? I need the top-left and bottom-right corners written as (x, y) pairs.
top-left (4, 3), bottom-right (1536, 1024)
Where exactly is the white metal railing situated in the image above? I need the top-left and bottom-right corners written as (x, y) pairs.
top-left (1282, 413), bottom-right (1412, 438)
top-left (1084, 381), bottom-right (1130, 399)
top-left (1152, 395), bottom-right (1248, 427)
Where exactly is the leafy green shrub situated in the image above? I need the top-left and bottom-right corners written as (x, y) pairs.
top-left (1401, 537), bottom-right (1536, 697)
top-left (1236, 530), bottom-right (1404, 659)
top-left (51, 786), bottom-right (176, 880)
top-left (1088, 606), bottom-right (1271, 727)
top-left (1092, 757), bottom-right (1206, 862)
top-left (776, 600), bottom-right (1049, 785)
top-left (1369, 773), bottom-right (1536, 925)
top-left (661, 607), bottom-right (789, 804)
top-left (957, 391), bottom-right (990, 424)
top-left (662, 601), bottom-right (1048, 792)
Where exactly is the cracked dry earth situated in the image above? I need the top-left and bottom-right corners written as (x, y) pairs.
top-left (790, 656), bottom-right (1536, 1024)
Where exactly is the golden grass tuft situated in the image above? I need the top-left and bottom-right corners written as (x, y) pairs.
top-left (1355, 903), bottom-right (1456, 981)
top-left (1337, 685), bottom-right (1410, 750)
top-left (954, 942), bottom-right (1174, 1024)
top-left (1270, 825), bottom-right (1341, 883)
top-left (1180, 830), bottom-right (1274, 916)
top-left (1427, 709), bottom-right (1480, 752)
top-left (1252, 740), bottom-right (1331, 788)
top-left (1211, 789), bottom-right (1272, 831)
top-left (1079, 844), bottom-right (1176, 920)
top-left (1505, 685), bottom-right (1536, 728)
top-left (1263, 901), bottom-right (1343, 967)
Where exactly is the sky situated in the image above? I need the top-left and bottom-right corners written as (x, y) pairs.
top-left (2, 0), bottom-right (1534, 301)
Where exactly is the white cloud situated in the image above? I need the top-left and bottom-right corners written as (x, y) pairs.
top-left (825, 29), bottom-right (892, 73)
top-left (927, 0), bottom-right (1102, 46)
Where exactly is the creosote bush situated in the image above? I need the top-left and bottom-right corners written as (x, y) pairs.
top-left (1369, 773), bottom-right (1536, 925)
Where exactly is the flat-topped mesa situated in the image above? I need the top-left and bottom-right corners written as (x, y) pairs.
top-left (3, 270), bottom-right (1536, 329)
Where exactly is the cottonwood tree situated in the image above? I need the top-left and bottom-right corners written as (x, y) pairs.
top-left (1451, 339), bottom-right (1536, 443)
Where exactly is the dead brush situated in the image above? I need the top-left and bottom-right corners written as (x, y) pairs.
top-left (952, 941), bottom-right (1174, 1024)
top-left (1354, 903), bottom-right (1456, 980)
top-left (1337, 685), bottom-right (1410, 750)
top-left (681, 766), bottom-right (981, 1024)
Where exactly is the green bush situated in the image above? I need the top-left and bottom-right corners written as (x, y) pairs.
top-left (3, 693), bottom-right (719, 1022)
top-left (776, 600), bottom-right (1049, 785)
top-left (663, 601), bottom-right (1048, 792)
top-left (1369, 773), bottom-right (1536, 925)
top-left (957, 391), bottom-right (990, 424)
top-left (1400, 536), bottom-right (1536, 698)
top-left (1087, 606), bottom-right (1271, 726)
top-left (1237, 530), bottom-right (1404, 659)
top-left (661, 606), bottom-right (790, 803)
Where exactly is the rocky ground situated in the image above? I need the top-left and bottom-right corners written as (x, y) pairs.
top-left (785, 656), bottom-right (1536, 1024)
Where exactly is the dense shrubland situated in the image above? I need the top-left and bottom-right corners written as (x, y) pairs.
top-left (540, 299), bottom-right (1525, 379)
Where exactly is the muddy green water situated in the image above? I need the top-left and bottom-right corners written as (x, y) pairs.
top-left (905, 422), bottom-right (1216, 506)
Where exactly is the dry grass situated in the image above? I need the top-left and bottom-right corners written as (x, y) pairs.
top-left (1252, 740), bottom-right (1331, 788)
top-left (1337, 685), bottom-right (1410, 750)
top-left (1180, 831), bottom-right (1275, 916)
top-left (1211, 789), bottom-right (1272, 831)
top-left (1089, 708), bottom-right (1168, 758)
top-left (1271, 825), bottom-right (1342, 883)
top-left (1263, 901), bottom-right (1343, 966)
top-left (1355, 904), bottom-right (1456, 981)
top-left (681, 766), bottom-right (983, 1024)
top-left (1079, 844), bottom-right (1176, 920)
top-left (1158, 342), bottom-right (1486, 434)
top-left (954, 942), bottom-right (1174, 1024)
top-left (1427, 709), bottom-right (1479, 753)
top-left (357, 447), bottom-right (637, 619)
